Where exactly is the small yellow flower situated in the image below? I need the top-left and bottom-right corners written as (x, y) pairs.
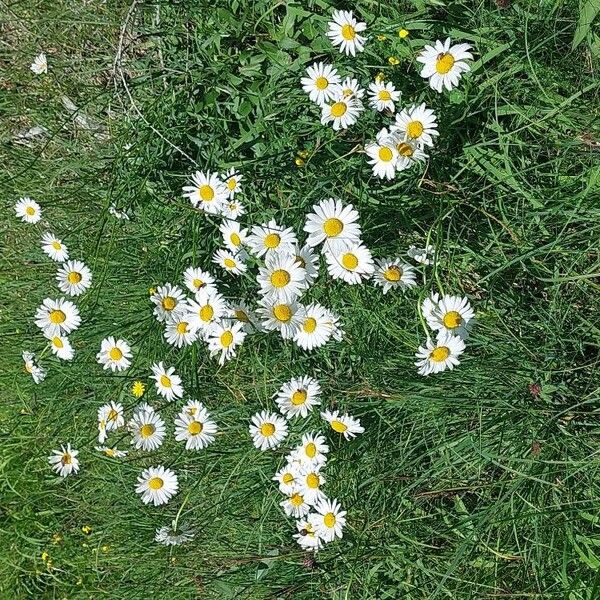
top-left (46, 558), bottom-right (53, 570)
top-left (101, 545), bottom-right (110, 553)
top-left (51, 533), bottom-right (63, 545)
top-left (375, 72), bottom-right (385, 83)
top-left (376, 34), bottom-right (387, 41)
top-left (298, 149), bottom-right (309, 159)
top-left (81, 525), bottom-right (92, 535)
top-left (398, 29), bottom-right (409, 39)
top-left (295, 157), bottom-right (305, 167)
top-left (148, 287), bottom-right (156, 295)
top-left (132, 381), bottom-right (145, 398)
top-left (41, 551), bottom-right (49, 562)
top-left (388, 56), bottom-right (400, 65)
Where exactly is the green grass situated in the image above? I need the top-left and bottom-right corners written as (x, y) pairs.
top-left (1, 0), bottom-right (600, 598)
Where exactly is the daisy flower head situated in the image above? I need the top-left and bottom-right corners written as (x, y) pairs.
top-left (96, 337), bottom-right (132, 372)
top-left (181, 399), bottom-right (205, 417)
top-left (221, 167), bottom-right (243, 198)
top-left (246, 220), bottom-right (298, 258)
top-left (95, 446), bottom-right (128, 458)
top-left (297, 463), bottom-right (327, 504)
top-left (321, 409), bottom-right (364, 440)
top-left (416, 38), bottom-right (473, 93)
top-left (46, 333), bottom-right (74, 361)
top-left (15, 197), bottom-right (42, 223)
top-left (174, 405), bottom-right (217, 451)
top-left (304, 198), bottom-right (362, 252)
top-left (41, 233), bottom-right (68, 262)
top-left (220, 219), bottom-right (248, 253)
top-left (249, 410), bottom-right (288, 451)
top-left (257, 252), bottom-right (307, 304)
top-left (56, 260), bottom-right (92, 296)
top-left (48, 443), bottom-right (79, 477)
top-left (136, 466), bottom-right (178, 506)
top-left (22, 351), bottom-right (46, 383)
top-left (392, 103), bottom-right (439, 148)
top-left (365, 127), bottom-right (399, 180)
top-left (164, 316), bottom-right (197, 348)
top-left (391, 137), bottom-right (428, 172)
top-left (150, 362), bottom-right (183, 402)
top-left (31, 52), bottom-right (47, 74)
top-left (220, 198), bottom-right (246, 220)
top-left (326, 10), bottom-right (367, 57)
top-left (35, 297), bottom-right (80, 338)
top-left (99, 401), bottom-right (125, 432)
top-left (182, 170), bottom-right (228, 213)
top-left (228, 300), bottom-right (261, 334)
top-left (294, 519), bottom-right (324, 552)
top-left (182, 267), bottom-right (217, 295)
top-left (321, 90), bottom-right (363, 130)
top-left (292, 244), bottom-right (320, 286)
top-left (281, 491), bottom-right (311, 518)
top-left (292, 432), bottom-right (329, 467)
top-left (301, 62), bottom-right (341, 105)
top-left (415, 331), bottom-right (466, 376)
top-left (339, 76), bottom-right (365, 99)
top-left (150, 283), bottom-right (188, 324)
top-left (186, 288), bottom-right (229, 337)
top-left (308, 498), bottom-right (346, 542)
top-left (322, 306), bottom-right (344, 342)
top-left (275, 375), bottom-right (322, 419)
top-left (408, 244), bottom-right (435, 265)
top-left (206, 320), bottom-right (246, 365)
top-left (155, 522), bottom-right (195, 546)
top-left (212, 248), bottom-right (248, 276)
top-left (368, 80), bottom-right (400, 113)
top-left (256, 298), bottom-right (302, 340)
top-left (324, 242), bottom-right (374, 285)
top-left (273, 461), bottom-right (301, 495)
top-left (373, 259), bottom-right (417, 294)
top-left (293, 302), bottom-right (337, 351)
top-left (128, 408), bottom-right (166, 451)
top-left (427, 294), bottom-right (475, 339)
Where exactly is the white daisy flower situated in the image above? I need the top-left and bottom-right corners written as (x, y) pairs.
top-left (249, 410), bottom-right (288, 451)
top-left (391, 137), bottom-right (428, 172)
top-left (321, 91), bottom-right (363, 130)
top-left (368, 80), bottom-right (400, 112)
top-left (22, 351), bottom-right (46, 383)
top-left (339, 76), bottom-right (365, 99)
top-left (99, 401), bottom-right (125, 432)
top-left (41, 232), bottom-right (69, 262)
top-left (220, 198), bottom-right (245, 220)
top-left (34, 297), bottom-right (81, 338)
top-left (304, 198), bottom-right (362, 252)
top-left (15, 197), bottom-right (42, 223)
top-left (415, 331), bottom-right (466, 376)
top-left (416, 38), bottom-right (473, 93)
top-left (150, 362), bottom-right (184, 402)
top-left (212, 248), bottom-right (248, 276)
top-left (221, 167), bottom-right (243, 198)
top-left (155, 522), bottom-right (195, 546)
top-left (373, 259), bottom-right (417, 294)
top-left (322, 306), bottom-right (344, 342)
top-left (293, 303), bottom-right (335, 351)
top-left (48, 443), bottom-right (79, 477)
top-left (220, 219), bottom-right (248, 253)
top-left (421, 292), bottom-right (441, 323)
top-left (292, 432), bottom-right (329, 467)
top-left (326, 10), bottom-right (367, 56)
top-left (281, 491), bottom-right (311, 518)
top-left (182, 170), bottom-right (228, 213)
top-left (182, 267), bottom-right (217, 295)
top-left (128, 408), bottom-right (166, 451)
top-left (256, 298), bottom-right (302, 339)
top-left (227, 300), bottom-right (261, 334)
top-left (301, 62), bottom-right (341, 105)
top-left (246, 220), bottom-right (298, 258)
top-left (135, 466), bottom-right (178, 506)
top-left (274, 376), bottom-right (322, 419)
top-left (408, 244), bottom-right (435, 265)
top-left (365, 127), bottom-right (398, 180)
top-left (30, 52), bottom-right (47, 75)
top-left (186, 289), bottom-right (229, 337)
top-left (56, 260), bottom-right (92, 296)
top-left (181, 399), bottom-right (205, 417)
top-left (95, 446), bottom-right (128, 458)
top-left (272, 461), bottom-right (301, 495)
top-left (308, 498), bottom-right (346, 542)
top-left (324, 242), bottom-right (374, 284)
top-left (296, 463), bottom-right (327, 505)
top-left (46, 333), bottom-right (74, 361)
top-left (174, 405), bottom-right (217, 450)
top-left (96, 337), bottom-right (132, 372)
top-left (321, 409), bottom-right (364, 440)
top-left (206, 320), bottom-right (246, 365)
top-left (291, 245), bottom-right (320, 286)
top-left (256, 252), bottom-right (307, 304)
top-left (150, 283), bottom-right (188, 323)
top-left (392, 103), bottom-right (439, 148)
top-left (164, 316), bottom-right (197, 348)
top-left (294, 519), bottom-right (324, 552)
top-left (427, 294), bottom-right (475, 339)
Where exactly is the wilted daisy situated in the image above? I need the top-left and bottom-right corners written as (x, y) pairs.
top-left (392, 103), bottom-right (439, 148)
top-left (275, 375), bottom-right (322, 419)
top-left (220, 198), bottom-right (245, 220)
top-left (408, 244), bottom-right (435, 265)
top-left (416, 38), bottom-right (473, 93)
top-left (22, 351), bottom-right (46, 383)
top-left (246, 220), bottom-right (298, 258)
top-left (326, 10), bottom-right (367, 56)
top-left (136, 466), bottom-right (178, 506)
top-left (96, 337), bottom-right (132, 372)
top-left (292, 432), bottom-right (329, 467)
top-left (368, 80), bottom-right (400, 112)
top-left (206, 320), bottom-right (246, 365)
top-left (15, 197), bottom-right (42, 223)
top-left (212, 248), bottom-right (247, 276)
top-left (46, 333), bottom-right (74, 361)
top-left (339, 76), bottom-right (365, 99)
top-left (221, 167), bottom-right (243, 198)
top-left (321, 91), bottom-right (363, 130)
top-left (373, 259), bottom-right (417, 294)
top-left (35, 297), bottom-right (81, 337)
top-left (220, 219), bottom-right (248, 253)
top-left (392, 138), bottom-right (428, 172)
top-left (257, 252), bottom-right (307, 304)
top-left (186, 289), bottom-right (229, 336)
top-left (249, 410), bottom-right (288, 451)
top-left (182, 266), bottom-right (216, 295)
top-left (48, 443), bottom-right (79, 477)
top-left (304, 198), bottom-right (361, 251)
top-left (415, 331), bottom-right (466, 376)
top-left (325, 242), bottom-right (374, 284)
top-left (41, 233), bottom-right (69, 262)
top-left (174, 405), bottom-right (217, 450)
top-left (164, 316), bottom-right (197, 348)
top-left (309, 498), bottom-right (346, 542)
top-left (30, 52), bottom-right (47, 74)
top-left (56, 260), bottom-right (92, 296)
top-left (95, 446), bottom-right (128, 458)
top-left (297, 463), bottom-right (327, 504)
top-left (301, 62), bottom-right (341, 105)
top-left (256, 298), bottom-right (302, 339)
top-left (321, 410), bottom-right (364, 440)
top-left (150, 283), bottom-right (188, 323)
top-left (427, 294), bottom-right (475, 339)
top-left (294, 303), bottom-right (335, 351)
top-left (281, 491), bottom-right (311, 518)
top-left (273, 461), bottom-right (300, 495)
top-left (150, 362), bottom-right (184, 401)
top-left (365, 127), bottom-right (399, 180)
top-left (128, 408), bottom-right (166, 451)
top-left (294, 519), bottom-right (324, 552)
top-left (182, 170), bottom-right (228, 213)
top-left (155, 522), bottom-right (195, 546)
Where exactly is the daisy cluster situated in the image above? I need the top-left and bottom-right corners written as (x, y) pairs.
top-left (301, 10), bottom-right (473, 179)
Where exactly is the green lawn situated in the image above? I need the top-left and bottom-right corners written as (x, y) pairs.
top-left (1, 0), bottom-right (600, 598)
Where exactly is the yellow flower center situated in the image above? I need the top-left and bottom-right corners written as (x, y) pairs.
top-left (198, 185), bottom-right (214, 202)
top-left (227, 178), bottom-right (237, 191)
top-left (383, 266), bottom-right (402, 281)
top-left (192, 278), bottom-right (204, 289)
top-left (306, 473), bottom-right (320, 489)
top-left (235, 309), bottom-right (249, 322)
top-left (270, 269), bottom-right (290, 288)
top-left (407, 120), bottom-right (424, 139)
top-left (378, 146), bottom-right (393, 162)
top-left (49, 309), bottom-right (66, 324)
top-left (188, 420), bottom-right (203, 435)
top-left (260, 422), bottom-right (275, 437)
top-left (197, 305), bottom-right (213, 322)
top-left (52, 336), bottom-right (63, 348)
top-left (331, 419), bottom-right (348, 433)
top-left (109, 347), bottom-right (123, 361)
top-left (140, 424), bottom-right (155, 438)
top-left (341, 24), bottom-right (356, 40)
top-left (397, 142), bottom-right (414, 157)
top-left (282, 473), bottom-right (294, 484)
top-left (436, 52), bottom-right (455, 74)
top-left (315, 76), bottom-right (329, 90)
top-left (105, 448), bottom-right (116, 457)
top-left (443, 311), bottom-right (463, 329)
top-left (148, 477), bottom-right (164, 490)
top-left (295, 255), bottom-right (306, 268)
top-left (290, 493), bottom-right (304, 507)
top-left (378, 90), bottom-right (392, 101)
top-left (26, 206), bottom-right (36, 216)
top-left (291, 389), bottom-right (307, 405)
top-left (160, 374), bottom-right (171, 388)
top-left (220, 330), bottom-right (234, 347)
top-left (330, 101), bottom-right (347, 118)
top-left (272, 304), bottom-right (292, 322)
top-left (51, 241), bottom-right (62, 250)
top-left (323, 217), bottom-right (344, 237)
top-left (108, 409), bottom-right (119, 421)
top-left (24, 363), bottom-right (33, 373)
top-left (67, 271), bottom-right (82, 284)
top-left (324, 512), bottom-right (336, 528)
top-left (341, 253), bottom-right (358, 270)
top-left (430, 346), bottom-right (450, 362)
top-left (264, 233), bottom-right (281, 249)
top-left (305, 442), bottom-right (317, 458)
top-left (176, 321), bottom-right (189, 334)
top-left (162, 296), bottom-right (176, 310)
top-left (303, 317), bottom-right (317, 333)
top-left (61, 453), bottom-right (72, 465)
top-left (230, 233), bottom-right (241, 246)
top-left (223, 257), bottom-right (236, 269)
